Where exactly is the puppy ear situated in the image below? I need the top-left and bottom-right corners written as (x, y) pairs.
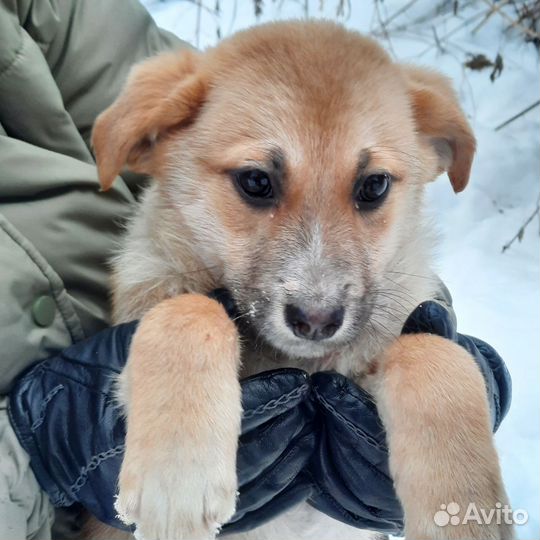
top-left (402, 66), bottom-right (476, 193)
top-left (92, 50), bottom-right (207, 190)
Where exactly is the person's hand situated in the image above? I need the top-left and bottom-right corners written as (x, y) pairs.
top-left (308, 370), bottom-right (403, 533)
top-left (9, 296), bottom-right (511, 535)
top-left (8, 322), bottom-right (316, 532)
top-left (221, 369), bottom-right (315, 534)
top-left (210, 288), bottom-right (317, 533)
top-left (306, 300), bottom-right (512, 535)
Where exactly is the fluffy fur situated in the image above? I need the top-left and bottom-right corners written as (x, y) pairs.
top-left (85, 21), bottom-right (511, 540)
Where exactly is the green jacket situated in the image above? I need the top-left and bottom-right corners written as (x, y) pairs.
top-left (0, 0), bottom-right (187, 393)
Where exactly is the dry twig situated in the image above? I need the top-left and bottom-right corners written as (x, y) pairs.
top-left (472, 0), bottom-right (512, 33)
top-left (502, 194), bottom-right (540, 252)
top-left (495, 100), bottom-right (540, 131)
top-left (481, 0), bottom-right (540, 41)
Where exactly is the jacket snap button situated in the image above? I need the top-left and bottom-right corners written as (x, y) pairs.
top-left (32, 296), bottom-right (56, 327)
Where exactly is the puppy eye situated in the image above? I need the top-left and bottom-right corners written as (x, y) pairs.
top-left (234, 169), bottom-right (274, 204)
top-left (354, 173), bottom-right (391, 208)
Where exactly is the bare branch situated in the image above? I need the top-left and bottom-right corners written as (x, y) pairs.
top-left (495, 100), bottom-right (540, 131)
top-left (195, 0), bottom-right (202, 48)
top-left (480, 0), bottom-right (540, 40)
top-left (502, 193), bottom-right (540, 253)
top-left (472, 0), bottom-right (512, 34)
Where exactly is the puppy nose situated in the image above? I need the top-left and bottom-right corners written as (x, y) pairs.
top-left (285, 304), bottom-right (344, 341)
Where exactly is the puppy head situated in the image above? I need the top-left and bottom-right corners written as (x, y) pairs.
top-left (93, 21), bottom-right (475, 359)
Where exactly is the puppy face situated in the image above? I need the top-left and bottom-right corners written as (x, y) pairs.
top-left (93, 22), bottom-right (475, 359)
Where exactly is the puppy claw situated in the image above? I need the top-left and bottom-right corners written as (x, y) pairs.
top-left (116, 449), bottom-right (237, 540)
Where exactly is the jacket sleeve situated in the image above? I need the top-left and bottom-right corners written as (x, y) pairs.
top-left (13, 0), bottom-right (188, 147)
top-left (0, 0), bottom-right (190, 391)
top-left (4, 0), bottom-right (191, 191)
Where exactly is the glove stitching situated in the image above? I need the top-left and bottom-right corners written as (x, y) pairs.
top-left (313, 388), bottom-right (387, 451)
top-left (30, 384), bottom-right (64, 432)
top-left (243, 384), bottom-right (310, 419)
top-left (40, 366), bottom-right (116, 397)
top-left (69, 444), bottom-right (126, 496)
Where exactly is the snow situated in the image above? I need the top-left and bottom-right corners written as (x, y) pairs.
top-left (143, 1), bottom-right (539, 537)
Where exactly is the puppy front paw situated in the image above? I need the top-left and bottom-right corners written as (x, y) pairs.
top-left (115, 295), bottom-right (242, 540)
top-left (375, 334), bottom-right (514, 540)
top-left (115, 444), bottom-right (238, 540)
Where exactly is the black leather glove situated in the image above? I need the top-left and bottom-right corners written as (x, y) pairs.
top-left (210, 288), bottom-right (317, 533)
top-left (8, 322), bottom-right (316, 532)
top-left (307, 300), bottom-right (512, 535)
top-left (9, 297), bottom-right (511, 535)
top-left (221, 369), bottom-right (315, 534)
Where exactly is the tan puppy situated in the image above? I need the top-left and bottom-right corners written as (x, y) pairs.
top-left (89, 21), bottom-right (512, 540)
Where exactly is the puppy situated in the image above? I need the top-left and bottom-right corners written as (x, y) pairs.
top-left (88, 21), bottom-right (512, 540)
